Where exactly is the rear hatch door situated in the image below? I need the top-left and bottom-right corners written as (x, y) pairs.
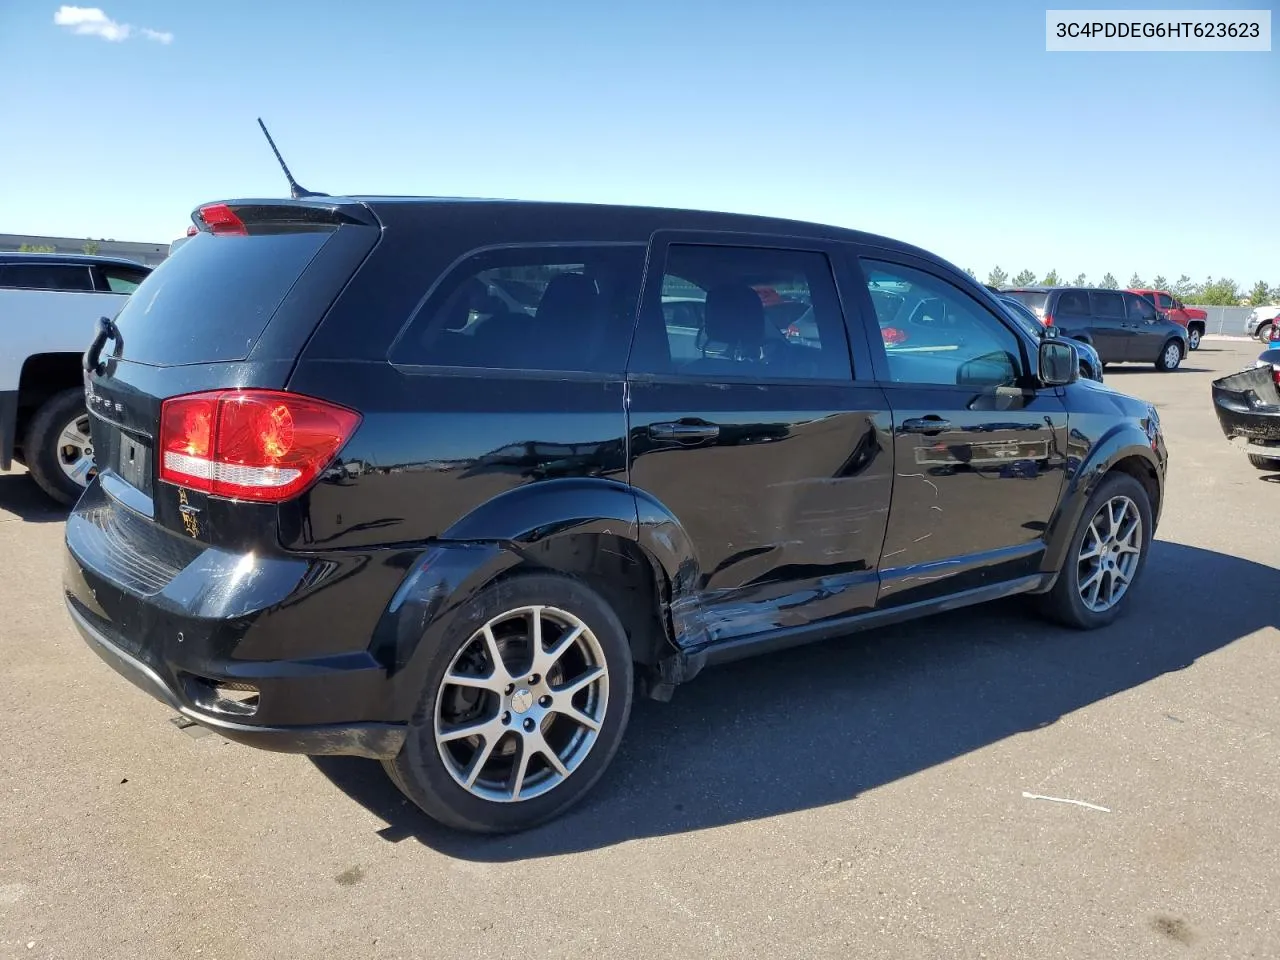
top-left (83, 200), bottom-right (380, 547)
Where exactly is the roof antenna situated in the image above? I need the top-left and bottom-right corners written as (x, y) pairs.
top-left (257, 118), bottom-right (327, 199)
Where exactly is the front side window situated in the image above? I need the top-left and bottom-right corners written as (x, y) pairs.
top-left (1155, 292), bottom-right (1174, 309)
top-left (632, 244), bottom-right (852, 381)
top-left (1125, 293), bottom-right (1158, 321)
top-left (390, 245), bottom-right (645, 374)
top-left (862, 260), bottom-right (1024, 387)
top-left (100, 265), bottom-right (150, 294)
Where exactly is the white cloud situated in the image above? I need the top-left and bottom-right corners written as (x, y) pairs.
top-left (53, 6), bottom-right (130, 41)
top-left (53, 6), bottom-right (173, 44)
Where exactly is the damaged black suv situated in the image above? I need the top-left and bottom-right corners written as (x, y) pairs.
top-left (64, 196), bottom-right (1166, 833)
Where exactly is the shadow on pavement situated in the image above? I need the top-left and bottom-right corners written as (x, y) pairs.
top-left (314, 540), bottom-right (1277, 861)
top-left (0, 472), bottom-right (68, 523)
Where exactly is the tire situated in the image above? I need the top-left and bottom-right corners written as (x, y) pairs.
top-left (23, 387), bottom-right (95, 506)
top-left (1248, 454), bottom-right (1280, 470)
top-left (383, 572), bottom-right (635, 833)
top-left (1155, 339), bottom-right (1183, 371)
top-left (1257, 322), bottom-right (1274, 343)
top-left (1037, 472), bottom-right (1153, 630)
top-left (1186, 326), bottom-right (1202, 351)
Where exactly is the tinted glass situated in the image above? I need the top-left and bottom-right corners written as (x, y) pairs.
top-left (997, 296), bottom-right (1046, 338)
top-left (863, 261), bottom-right (1023, 387)
top-left (632, 244), bottom-right (851, 380)
top-left (391, 244), bottom-right (645, 374)
top-left (1002, 290), bottom-right (1048, 315)
top-left (112, 230), bottom-right (331, 365)
top-left (1125, 293), bottom-right (1158, 320)
top-left (1090, 291), bottom-right (1126, 317)
top-left (0, 264), bottom-right (94, 291)
top-left (100, 265), bottom-right (150, 294)
top-left (1155, 292), bottom-right (1174, 309)
top-left (1056, 290), bottom-right (1091, 315)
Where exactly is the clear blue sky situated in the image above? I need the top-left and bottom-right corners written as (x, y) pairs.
top-left (1, 1), bottom-right (1276, 285)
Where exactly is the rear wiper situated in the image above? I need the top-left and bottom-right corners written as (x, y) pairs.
top-left (257, 118), bottom-right (328, 200)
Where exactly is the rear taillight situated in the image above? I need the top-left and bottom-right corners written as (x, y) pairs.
top-left (882, 326), bottom-right (907, 344)
top-left (158, 390), bottom-right (360, 502)
top-left (198, 203), bottom-right (247, 236)
top-left (1041, 313), bottom-right (1054, 327)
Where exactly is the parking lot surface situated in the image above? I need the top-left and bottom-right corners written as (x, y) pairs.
top-left (2, 340), bottom-right (1277, 960)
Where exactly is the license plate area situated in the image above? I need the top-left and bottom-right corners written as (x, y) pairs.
top-left (117, 434), bottom-right (151, 490)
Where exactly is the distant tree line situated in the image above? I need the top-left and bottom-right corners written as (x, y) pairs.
top-left (965, 266), bottom-right (1277, 306)
top-left (17, 240), bottom-right (103, 255)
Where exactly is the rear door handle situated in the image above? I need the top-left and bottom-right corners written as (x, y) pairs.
top-left (649, 421), bottom-right (720, 442)
top-left (901, 416), bottom-right (951, 435)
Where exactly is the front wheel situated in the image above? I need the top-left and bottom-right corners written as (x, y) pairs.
top-left (1037, 472), bottom-right (1153, 630)
top-left (1155, 339), bottom-right (1183, 371)
top-left (383, 573), bottom-right (634, 833)
top-left (1186, 327), bottom-right (1202, 351)
top-left (23, 387), bottom-right (97, 506)
top-left (1257, 322), bottom-right (1274, 343)
top-left (1248, 453), bottom-right (1280, 470)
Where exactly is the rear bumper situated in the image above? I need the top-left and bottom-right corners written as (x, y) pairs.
top-left (62, 480), bottom-right (411, 758)
top-left (66, 597), bottom-right (405, 758)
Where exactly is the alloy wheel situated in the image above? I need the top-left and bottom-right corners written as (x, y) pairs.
top-left (1077, 495), bottom-right (1143, 613)
top-left (1163, 342), bottom-right (1181, 369)
top-left (1187, 329), bottom-right (1201, 350)
top-left (434, 605), bottom-right (609, 803)
top-left (56, 414), bottom-right (96, 488)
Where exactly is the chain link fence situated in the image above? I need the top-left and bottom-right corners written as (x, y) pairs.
top-left (1193, 306), bottom-right (1262, 336)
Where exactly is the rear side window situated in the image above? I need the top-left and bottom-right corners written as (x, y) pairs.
top-left (1091, 291), bottom-right (1126, 317)
top-left (0, 263), bottom-right (94, 291)
top-left (1056, 290), bottom-right (1091, 315)
top-left (391, 245), bottom-right (645, 374)
top-left (631, 244), bottom-right (852, 381)
top-left (112, 230), bottom-right (331, 366)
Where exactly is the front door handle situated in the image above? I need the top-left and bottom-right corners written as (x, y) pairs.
top-left (901, 416), bottom-right (951, 436)
top-left (649, 421), bottom-right (720, 442)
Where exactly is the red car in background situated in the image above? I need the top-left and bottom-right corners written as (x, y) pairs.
top-left (1128, 289), bottom-right (1208, 351)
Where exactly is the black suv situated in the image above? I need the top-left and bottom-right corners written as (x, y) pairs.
top-left (64, 198), bottom-right (1167, 833)
top-left (1001, 286), bottom-right (1188, 371)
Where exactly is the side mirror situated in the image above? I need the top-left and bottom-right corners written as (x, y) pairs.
top-left (1039, 338), bottom-right (1079, 386)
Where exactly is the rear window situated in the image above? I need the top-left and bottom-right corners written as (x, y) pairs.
top-left (112, 230), bottom-right (330, 366)
top-left (1001, 290), bottom-right (1048, 316)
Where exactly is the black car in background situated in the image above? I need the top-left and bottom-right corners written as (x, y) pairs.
top-left (995, 293), bottom-right (1104, 383)
top-left (1002, 286), bottom-right (1188, 371)
top-left (64, 197), bottom-right (1166, 833)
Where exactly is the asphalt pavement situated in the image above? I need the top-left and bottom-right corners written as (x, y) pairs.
top-left (1, 339), bottom-right (1277, 959)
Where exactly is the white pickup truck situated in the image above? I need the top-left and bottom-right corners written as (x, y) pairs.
top-left (0, 253), bottom-right (152, 504)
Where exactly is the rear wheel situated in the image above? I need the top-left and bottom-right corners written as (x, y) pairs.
top-left (1038, 472), bottom-right (1153, 630)
top-left (1248, 453), bottom-right (1280, 470)
top-left (23, 387), bottom-right (96, 506)
top-left (384, 573), bottom-right (634, 833)
top-left (1186, 326), bottom-right (1202, 351)
top-left (1155, 339), bottom-right (1183, 371)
